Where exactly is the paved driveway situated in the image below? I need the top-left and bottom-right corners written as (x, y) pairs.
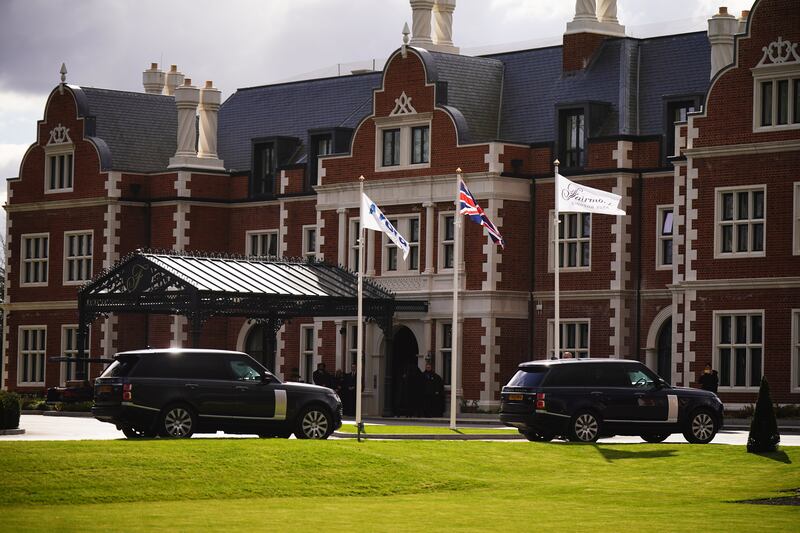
top-left (2, 415), bottom-right (799, 445)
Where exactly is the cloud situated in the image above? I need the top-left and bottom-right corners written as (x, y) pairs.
top-left (0, 143), bottom-right (27, 237)
top-left (0, 90), bottom-right (48, 145)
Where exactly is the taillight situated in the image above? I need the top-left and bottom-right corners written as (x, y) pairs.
top-left (122, 383), bottom-right (132, 401)
top-left (535, 392), bottom-right (546, 409)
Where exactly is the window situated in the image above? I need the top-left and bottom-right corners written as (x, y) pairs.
top-left (440, 214), bottom-right (455, 270)
top-left (382, 129), bottom-right (400, 167)
top-left (716, 187), bottom-right (765, 257)
top-left (792, 310), bottom-right (800, 392)
top-left (303, 226), bottom-right (317, 260)
top-left (657, 206), bottom-right (674, 269)
top-left (64, 231), bottom-right (93, 284)
top-left (384, 216), bottom-right (419, 273)
top-left (46, 151), bottom-right (74, 192)
top-left (19, 327), bottom-right (46, 385)
top-left (440, 323), bottom-right (452, 386)
top-left (252, 142), bottom-right (275, 197)
top-left (347, 324), bottom-right (359, 370)
top-left (300, 325), bottom-right (315, 384)
top-left (665, 99), bottom-right (698, 159)
top-left (549, 320), bottom-right (590, 359)
top-left (309, 134), bottom-right (332, 187)
top-left (61, 326), bottom-right (89, 386)
top-left (555, 213), bottom-right (591, 269)
top-left (316, 136), bottom-right (332, 157)
top-left (560, 109), bottom-right (585, 168)
top-left (21, 234), bottom-right (49, 285)
top-left (349, 219), bottom-right (362, 271)
top-left (755, 75), bottom-right (800, 130)
top-left (247, 231), bottom-right (278, 258)
top-left (411, 126), bottom-right (429, 164)
top-left (229, 357), bottom-right (264, 381)
top-left (716, 312), bottom-right (763, 389)
top-left (794, 183), bottom-right (800, 255)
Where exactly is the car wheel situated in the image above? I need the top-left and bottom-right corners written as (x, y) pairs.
top-left (640, 433), bottom-right (670, 443)
top-left (122, 426), bottom-right (156, 439)
top-left (159, 404), bottom-right (196, 438)
top-left (295, 405), bottom-right (332, 439)
top-left (520, 430), bottom-right (554, 442)
top-left (683, 409), bottom-right (718, 444)
top-left (568, 411), bottom-right (601, 443)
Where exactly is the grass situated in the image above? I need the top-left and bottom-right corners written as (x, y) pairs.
top-left (0, 439), bottom-right (797, 532)
top-left (338, 423), bottom-right (515, 435)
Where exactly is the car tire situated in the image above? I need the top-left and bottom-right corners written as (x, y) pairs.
top-left (683, 409), bottom-right (718, 444)
top-left (159, 404), bottom-right (196, 438)
top-left (568, 411), bottom-right (602, 443)
top-left (295, 405), bottom-right (333, 439)
top-left (640, 433), bottom-right (670, 443)
top-left (520, 429), bottom-right (554, 442)
top-left (122, 426), bottom-right (156, 439)
top-left (258, 431), bottom-right (292, 439)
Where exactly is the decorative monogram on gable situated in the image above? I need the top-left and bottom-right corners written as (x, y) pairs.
top-left (757, 37), bottom-right (800, 67)
top-left (390, 92), bottom-right (417, 116)
top-left (47, 124), bottom-right (72, 145)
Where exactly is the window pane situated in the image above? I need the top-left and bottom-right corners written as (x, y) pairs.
top-left (761, 81), bottom-right (773, 126)
top-left (777, 80), bottom-right (789, 125)
top-left (750, 315), bottom-right (762, 344)
top-left (49, 156), bottom-right (56, 189)
top-left (752, 190), bottom-right (764, 219)
top-left (663, 239), bottom-right (673, 265)
top-left (558, 215), bottom-right (565, 239)
top-left (722, 193), bottom-right (734, 220)
top-left (720, 315), bottom-right (731, 344)
top-left (722, 225), bottom-right (733, 253)
top-left (387, 247), bottom-right (397, 271)
top-left (735, 348), bottom-right (747, 386)
top-left (720, 348), bottom-right (731, 386)
top-left (736, 224), bottom-right (748, 252)
top-left (567, 242), bottom-right (577, 267)
top-left (737, 192), bottom-right (749, 220)
top-left (662, 210), bottom-right (673, 235)
top-left (795, 79), bottom-right (800, 123)
top-left (582, 213), bottom-right (591, 237)
top-left (410, 246), bottom-right (419, 270)
top-left (735, 315), bottom-right (747, 344)
top-left (579, 323), bottom-right (589, 349)
top-left (66, 154), bottom-right (73, 187)
top-left (444, 244), bottom-right (454, 269)
top-left (568, 214), bottom-right (577, 239)
top-left (750, 348), bottom-right (762, 386)
top-left (445, 216), bottom-right (454, 241)
top-left (752, 223), bottom-right (764, 252)
top-left (410, 219), bottom-right (419, 242)
top-left (580, 242), bottom-right (590, 266)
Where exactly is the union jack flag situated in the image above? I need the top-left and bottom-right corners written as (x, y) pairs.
top-left (459, 180), bottom-right (505, 249)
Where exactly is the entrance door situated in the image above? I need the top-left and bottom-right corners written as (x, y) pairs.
top-left (391, 327), bottom-right (420, 417)
top-left (245, 324), bottom-right (276, 373)
top-left (656, 319), bottom-right (672, 384)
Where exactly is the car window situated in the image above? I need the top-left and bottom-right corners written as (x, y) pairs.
top-left (101, 356), bottom-right (139, 377)
top-left (507, 367), bottom-right (549, 387)
top-left (594, 365), bottom-right (631, 387)
top-left (624, 364), bottom-right (658, 388)
top-left (229, 358), bottom-right (263, 381)
top-left (544, 365), bottom-right (593, 387)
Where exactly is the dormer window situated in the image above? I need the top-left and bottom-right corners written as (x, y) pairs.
top-left (411, 126), bottom-right (429, 164)
top-left (373, 98), bottom-right (433, 172)
top-left (252, 142), bottom-right (275, 197)
top-left (382, 129), bottom-right (401, 167)
top-left (559, 109), bottom-right (585, 168)
top-left (45, 123), bottom-right (74, 193)
top-left (664, 96), bottom-right (702, 161)
top-left (752, 37), bottom-right (800, 132)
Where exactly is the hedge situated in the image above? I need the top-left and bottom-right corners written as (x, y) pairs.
top-left (0, 391), bottom-right (22, 430)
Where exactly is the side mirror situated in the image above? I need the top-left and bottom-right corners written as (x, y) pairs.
top-left (655, 378), bottom-right (668, 389)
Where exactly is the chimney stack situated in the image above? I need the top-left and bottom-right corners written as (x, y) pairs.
top-left (198, 80), bottom-right (222, 162)
top-left (708, 6), bottom-right (738, 79)
top-left (168, 78), bottom-right (200, 168)
top-left (738, 10), bottom-right (750, 34)
top-left (563, 0), bottom-right (625, 73)
top-left (165, 65), bottom-right (185, 96)
top-left (143, 63), bottom-right (166, 94)
top-left (432, 0), bottom-right (459, 54)
top-left (409, 0), bottom-right (434, 47)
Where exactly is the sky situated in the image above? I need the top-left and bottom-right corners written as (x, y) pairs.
top-left (0, 0), bottom-right (755, 233)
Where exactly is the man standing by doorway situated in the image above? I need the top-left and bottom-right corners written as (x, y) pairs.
top-left (422, 363), bottom-right (445, 417)
top-left (313, 362), bottom-right (332, 388)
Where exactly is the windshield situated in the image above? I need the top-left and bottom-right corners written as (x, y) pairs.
top-left (100, 356), bottom-right (138, 378)
top-left (507, 367), bottom-right (549, 388)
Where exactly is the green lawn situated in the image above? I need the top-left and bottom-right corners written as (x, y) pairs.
top-left (338, 423), bottom-right (515, 435)
top-left (0, 440), bottom-right (797, 532)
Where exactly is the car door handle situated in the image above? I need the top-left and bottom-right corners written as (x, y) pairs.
top-left (185, 383), bottom-right (199, 390)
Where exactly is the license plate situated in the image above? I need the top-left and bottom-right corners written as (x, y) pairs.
top-left (98, 385), bottom-right (113, 394)
top-left (508, 394), bottom-right (524, 401)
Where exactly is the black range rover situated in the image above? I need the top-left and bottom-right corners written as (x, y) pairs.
top-left (500, 359), bottom-right (724, 444)
top-left (92, 349), bottom-right (342, 439)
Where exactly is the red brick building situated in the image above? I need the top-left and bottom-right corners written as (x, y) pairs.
top-left (3, 0), bottom-right (798, 412)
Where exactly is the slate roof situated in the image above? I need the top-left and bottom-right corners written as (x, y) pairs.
top-left (78, 87), bottom-right (177, 172)
top-left (217, 73), bottom-right (382, 172)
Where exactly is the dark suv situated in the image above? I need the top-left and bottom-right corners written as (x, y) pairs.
top-left (500, 359), bottom-right (724, 444)
top-left (92, 349), bottom-right (342, 439)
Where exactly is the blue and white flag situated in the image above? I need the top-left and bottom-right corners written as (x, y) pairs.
top-left (360, 192), bottom-right (410, 260)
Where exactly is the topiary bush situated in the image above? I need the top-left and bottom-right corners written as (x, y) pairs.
top-left (747, 376), bottom-right (780, 453)
top-left (0, 391), bottom-right (22, 430)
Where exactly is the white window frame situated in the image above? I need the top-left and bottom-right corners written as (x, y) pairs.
top-left (63, 230), bottom-right (94, 285)
top-left (438, 321), bottom-right (453, 387)
top-left (302, 225), bottom-right (317, 260)
top-left (382, 215), bottom-right (420, 274)
top-left (246, 230), bottom-right (279, 258)
top-left (438, 212), bottom-right (456, 272)
top-left (300, 324), bottom-right (316, 384)
top-left (656, 205), bottom-right (674, 270)
top-left (713, 310), bottom-right (764, 392)
top-left (374, 113), bottom-right (433, 172)
top-left (20, 233), bottom-right (50, 287)
top-left (18, 326), bottom-right (47, 386)
top-left (60, 325), bottom-right (89, 386)
top-left (346, 323), bottom-right (359, 370)
top-left (792, 309), bottom-right (800, 393)
top-left (44, 144), bottom-right (75, 193)
top-left (714, 185), bottom-right (766, 258)
top-left (752, 65), bottom-right (800, 133)
top-left (349, 218), bottom-right (362, 271)
top-left (547, 319), bottom-right (591, 359)
top-left (793, 182), bottom-right (800, 256)
top-left (548, 210), bottom-right (591, 272)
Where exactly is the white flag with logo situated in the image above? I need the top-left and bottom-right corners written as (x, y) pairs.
top-left (360, 192), bottom-right (410, 260)
top-left (556, 173), bottom-right (626, 216)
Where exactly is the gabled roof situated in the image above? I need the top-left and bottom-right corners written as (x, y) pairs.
top-left (78, 87), bottom-right (177, 173)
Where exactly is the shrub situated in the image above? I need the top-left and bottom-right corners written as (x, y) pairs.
top-left (747, 376), bottom-right (780, 453)
top-left (0, 391), bottom-right (22, 430)
top-left (58, 401), bottom-right (93, 413)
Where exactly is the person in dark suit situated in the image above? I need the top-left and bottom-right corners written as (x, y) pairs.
top-left (422, 363), bottom-right (445, 417)
top-left (342, 363), bottom-right (357, 416)
top-left (312, 362), bottom-right (331, 388)
top-left (698, 363), bottom-right (719, 393)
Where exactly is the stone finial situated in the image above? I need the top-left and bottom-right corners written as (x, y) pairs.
top-left (402, 22), bottom-right (410, 58)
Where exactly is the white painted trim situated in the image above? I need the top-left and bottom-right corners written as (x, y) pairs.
top-left (380, 214), bottom-right (420, 275)
top-left (751, 67), bottom-right (800, 133)
top-left (713, 184), bottom-right (766, 259)
top-left (19, 232), bottom-right (50, 287)
top-left (299, 324), bottom-right (316, 384)
top-left (437, 210), bottom-right (456, 273)
top-left (684, 138), bottom-right (800, 158)
top-left (481, 199), bottom-right (502, 292)
top-left (656, 205), bottom-right (674, 271)
top-left (479, 317), bottom-right (499, 403)
top-left (374, 116), bottom-right (432, 173)
top-left (791, 309), bottom-right (800, 393)
top-left (245, 229), bottom-right (279, 257)
top-left (546, 318), bottom-right (591, 359)
top-left (103, 203), bottom-right (121, 270)
top-left (3, 300), bottom-right (77, 312)
top-left (794, 182), bottom-right (800, 256)
top-left (316, 209), bottom-right (326, 262)
top-left (279, 202), bottom-right (288, 258)
top-left (42, 143), bottom-right (75, 194)
top-left (62, 229), bottom-right (94, 286)
top-left (7, 198), bottom-right (117, 213)
top-left (612, 140), bottom-right (633, 169)
top-left (712, 309), bottom-right (764, 391)
top-left (301, 224), bottom-right (317, 260)
top-left (681, 289), bottom-right (697, 387)
top-left (17, 325), bottom-right (47, 386)
top-left (548, 210), bottom-right (591, 273)
top-left (60, 324), bottom-right (89, 387)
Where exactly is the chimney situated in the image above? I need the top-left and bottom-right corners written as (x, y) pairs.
top-left (738, 10), bottom-right (750, 34)
top-left (165, 65), bottom-right (185, 96)
top-left (198, 80), bottom-right (222, 161)
top-left (169, 78), bottom-right (200, 168)
top-left (432, 0), bottom-right (459, 54)
top-left (563, 0), bottom-right (625, 73)
top-left (143, 63), bottom-right (165, 94)
top-left (409, 0), bottom-right (434, 47)
top-left (708, 6), bottom-right (738, 79)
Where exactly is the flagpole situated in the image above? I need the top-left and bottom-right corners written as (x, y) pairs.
top-left (553, 160), bottom-right (560, 360)
top-left (356, 175), bottom-right (365, 441)
top-left (450, 168), bottom-right (462, 430)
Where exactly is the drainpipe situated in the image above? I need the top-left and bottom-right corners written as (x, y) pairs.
top-left (634, 172), bottom-right (643, 361)
top-left (529, 176), bottom-right (536, 361)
